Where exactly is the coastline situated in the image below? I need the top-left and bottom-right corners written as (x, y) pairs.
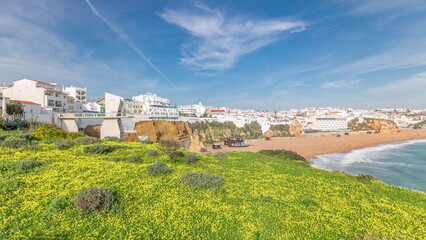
top-left (208, 129), bottom-right (426, 162)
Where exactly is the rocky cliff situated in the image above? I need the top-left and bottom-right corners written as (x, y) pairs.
top-left (264, 124), bottom-right (302, 137)
top-left (348, 118), bottom-right (401, 133)
top-left (364, 118), bottom-right (401, 133)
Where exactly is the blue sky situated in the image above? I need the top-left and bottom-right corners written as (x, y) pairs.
top-left (1, 0), bottom-right (426, 110)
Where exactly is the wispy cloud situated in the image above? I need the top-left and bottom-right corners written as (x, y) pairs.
top-left (369, 72), bottom-right (426, 94)
top-left (159, 5), bottom-right (306, 71)
top-left (322, 79), bottom-right (361, 89)
top-left (341, 0), bottom-right (426, 15)
top-left (85, 0), bottom-right (178, 89)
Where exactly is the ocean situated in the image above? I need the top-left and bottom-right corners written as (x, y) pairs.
top-left (311, 139), bottom-right (426, 193)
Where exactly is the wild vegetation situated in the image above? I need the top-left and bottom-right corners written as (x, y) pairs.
top-left (0, 127), bottom-right (425, 239)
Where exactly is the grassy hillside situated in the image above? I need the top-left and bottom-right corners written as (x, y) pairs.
top-left (1, 141), bottom-right (425, 239)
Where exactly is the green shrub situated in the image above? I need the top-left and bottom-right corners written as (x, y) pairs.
top-left (74, 187), bottom-right (117, 213)
top-left (259, 149), bottom-right (306, 162)
top-left (104, 136), bottom-right (122, 142)
top-left (109, 157), bottom-right (126, 162)
top-left (83, 145), bottom-right (114, 154)
top-left (147, 150), bottom-right (157, 157)
top-left (75, 137), bottom-right (100, 145)
top-left (213, 152), bottom-right (228, 158)
top-left (69, 132), bottom-right (86, 139)
top-left (158, 140), bottom-right (183, 162)
top-left (0, 132), bottom-right (9, 141)
top-left (15, 159), bottom-right (42, 173)
top-left (146, 162), bottom-right (174, 176)
top-left (1, 136), bottom-right (30, 148)
top-left (181, 172), bottom-right (225, 188)
top-left (110, 145), bottom-right (130, 150)
top-left (128, 155), bottom-right (141, 163)
top-left (14, 133), bottom-right (36, 142)
top-left (357, 174), bottom-right (378, 181)
top-left (140, 139), bottom-right (153, 144)
top-left (332, 170), bottom-right (350, 176)
top-left (184, 153), bottom-right (199, 164)
top-left (47, 196), bottom-right (69, 212)
top-left (30, 123), bottom-right (71, 140)
top-left (0, 178), bottom-right (25, 194)
top-left (55, 140), bottom-right (76, 150)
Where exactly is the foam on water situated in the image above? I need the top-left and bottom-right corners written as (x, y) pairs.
top-left (312, 139), bottom-right (426, 192)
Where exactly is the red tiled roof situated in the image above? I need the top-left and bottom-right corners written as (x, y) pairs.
top-left (23, 78), bottom-right (56, 86)
top-left (211, 109), bottom-right (225, 113)
top-left (258, 115), bottom-right (265, 117)
top-left (9, 100), bottom-right (41, 105)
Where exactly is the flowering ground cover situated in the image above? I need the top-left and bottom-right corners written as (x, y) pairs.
top-left (0, 141), bottom-right (425, 239)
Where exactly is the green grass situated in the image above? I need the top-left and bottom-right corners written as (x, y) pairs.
top-left (0, 141), bottom-right (425, 239)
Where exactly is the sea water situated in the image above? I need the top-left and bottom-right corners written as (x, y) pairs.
top-left (311, 139), bottom-right (426, 192)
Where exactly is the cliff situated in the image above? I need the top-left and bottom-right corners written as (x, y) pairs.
top-left (264, 124), bottom-right (302, 137)
top-left (349, 118), bottom-right (401, 133)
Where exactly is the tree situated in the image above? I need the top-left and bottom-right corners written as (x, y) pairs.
top-left (6, 102), bottom-right (24, 115)
top-left (157, 139), bottom-right (183, 162)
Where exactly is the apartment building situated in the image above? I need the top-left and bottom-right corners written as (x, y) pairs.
top-left (2, 78), bottom-right (70, 112)
top-left (306, 117), bottom-right (348, 131)
top-left (132, 93), bottom-right (178, 119)
top-left (178, 102), bottom-right (206, 117)
top-left (64, 86), bottom-right (87, 103)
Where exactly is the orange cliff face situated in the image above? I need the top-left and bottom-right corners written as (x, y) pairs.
top-left (364, 119), bottom-right (402, 133)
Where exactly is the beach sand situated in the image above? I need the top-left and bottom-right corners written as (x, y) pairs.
top-left (208, 129), bottom-right (426, 161)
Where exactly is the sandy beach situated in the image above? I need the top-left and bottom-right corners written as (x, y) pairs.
top-left (208, 129), bottom-right (426, 161)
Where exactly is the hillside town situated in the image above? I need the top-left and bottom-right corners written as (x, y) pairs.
top-left (1, 78), bottom-right (425, 136)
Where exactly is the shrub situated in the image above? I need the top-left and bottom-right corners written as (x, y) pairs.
top-left (158, 140), bottom-right (182, 162)
top-left (128, 155), bottom-right (141, 163)
top-left (147, 150), bottom-right (157, 157)
top-left (1, 136), bottom-right (30, 148)
top-left (181, 172), bottom-right (225, 188)
top-left (83, 145), bottom-right (114, 154)
top-left (69, 132), bottom-right (86, 139)
top-left (213, 152), bottom-right (228, 158)
top-left (30, 123), bottom-right (71, 140)
top-left (104, 136), bottom-right (122, 142)
top-left (332, 170), bottom-right (350, 176)
top-left (184, 153), bottom-right (199, 164)
top-left (110, 145), bottom-right (130, 150)
top-left (140, 139), bottom-right (153, 144)
top-left (357, 174), bottom-right (378, 181)
top-left (14, 133), bottom-right (36, 142)
top-left (15, 159), bottom-right (42, 173)
top-left (0, 132), bottom-right (9, 141)
top-left (259, 149), bottom-right (306, 162)
top-left (74, 187), bottom-right (116, 213)
top-left (56, 140), bottom-right (76, 150)
top-left (146, 162), bottom-right (174, 176)
top-left (47, 196), bottom-right (69, 212)
top-left (75, 137), bottom-right (100, 145)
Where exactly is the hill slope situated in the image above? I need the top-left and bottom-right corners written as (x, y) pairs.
top-left (1, 142), bottom-right (425, 239)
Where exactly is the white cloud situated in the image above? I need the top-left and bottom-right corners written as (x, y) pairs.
top-left (159, 5), bottom-right (306, 71)
top-left (322, 79), bottom-right (361, 89)
top-left (368, 72), bottom-right (426, 94)
top-left (342, 0), bottom-right (426, 15)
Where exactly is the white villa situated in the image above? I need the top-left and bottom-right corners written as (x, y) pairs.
top-left (132, 93), bottom-right (178, 120)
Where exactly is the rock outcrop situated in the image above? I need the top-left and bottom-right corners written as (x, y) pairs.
top-left (83, 125), bottom-right (101, 138)
top-left (364, 119), bottom-right (401, 133)
top-left (264, 124), bottom-right (302, 137)
top-left (133, 120), bottom-right (192, 142)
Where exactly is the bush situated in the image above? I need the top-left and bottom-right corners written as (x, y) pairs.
top-left (15, 159), bottom-right (42, 173)
top-left (140, 139), bottom-right (153, 144)
top-left (357, 174), bottom-right (378, 181)
top-left (147, 150), bottom-right (157, 157)
top-left (158, 140), bottom-right (182, 162)
top-left (69, 132), bottom-right (86, 139)
top-left (1, 136), bottom-right (30, 148)
top-left (104, 136), bottom-right (122, 142)
top-left (0, 132), bottom-right (10, 141)
top-left (259, 149), bottom-right (307, 162)
top-left (128, 155), bottom-right (141, 163)
top-left (56, 140), bottom-right (76, 150)
top-left (332, 170), bottom-right (350, 176)
top-left (14, 133), bottom-right (36, 142)
top-left (74, 187), bottom-right (116, 213)
top-left (75, 137), bottom-right (100, 145)
top-left (181, 172), bottom-right (225, 188)
top-left (47, 196), bottom-right (69, 212)
top-left (213, 152), bottom-right (228, 158)
top-left (184, 153), bottom-right (199, 164)
top-left (83, 145), bottom-right (114, 154)
top-left (30, 123), bottom-right (71, 140)
top-left (146, 162), bottom-right (174, 176)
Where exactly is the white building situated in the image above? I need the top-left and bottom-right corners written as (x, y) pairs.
top-left (64, 86), bottom-right (87, 103)
top-left (132, 93), bottom-right (178, 120)
top-left (178, 102), bottom-right (206, 117)
top-left (124, 99), bottom-right (144, 115)
top-left (2, 78), bottom-right (71, 112)
top-left (306, 117), bottom-right (348, 131)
